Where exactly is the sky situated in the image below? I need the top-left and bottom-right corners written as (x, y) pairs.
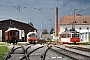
top-left (0, 0), bottom-right (90, 32)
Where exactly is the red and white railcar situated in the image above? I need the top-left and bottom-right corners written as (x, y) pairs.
top-left (27, 32), bottom-right (38, 44)
top-left (5, 28), bottom-right (19, 44)
top-left (60, 31), bottom-right (80, 43)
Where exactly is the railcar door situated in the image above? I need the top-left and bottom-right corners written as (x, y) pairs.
top-left (66, 34), bottom-right (71, 42)
top-left (60, 34), bottom-right (68, 42)
top-left (9, 30), bottom-right (19, 44)
top-left (5, 32), bottom-right (8, 40)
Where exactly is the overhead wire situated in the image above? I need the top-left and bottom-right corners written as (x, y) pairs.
top-left (65, 0), bottom-right (90, 16)
top-left (7, 0), bottom-right (31, 22)
top-left (7, 0), bottom-right (14, 6)
top-left (35, 0), bottom-right (53, 22)
top-left (7, 0), bottom-right (72, 22)
top-left (7, 0), bottom-right (18, 9)
top-left (7, 0), bottom-right (89, 23)
top-left (78, 6), bottom-right (90, 13)
top-left (65, 0), bottom-right (90, 15)
top-left (59, 0), bottom-right (72, 9)
top-left (35, 0), bottom-right (56, 30)
top-left (57, 0), bottom-right (74, 17)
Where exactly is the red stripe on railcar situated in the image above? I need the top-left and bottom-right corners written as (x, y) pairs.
top-left (27, 37), bottom-right (38, 41)
top-left (70, 38), bottom-right (80, 42)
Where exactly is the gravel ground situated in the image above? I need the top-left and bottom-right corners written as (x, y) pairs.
top-left (55, 45), bottom-right (90, 60)
top-left (5, 44), bottom-right (46, 60)
top-left (29, 45), bottom-right (48, 60)
top-left (70, 45), bottom-right (90, 49)
top-left (45, 48), bottom-right (72, 60)
top-left (5, 44), bottom-right (90, 60)
top-left (56, 45), bottom-right (90, 56)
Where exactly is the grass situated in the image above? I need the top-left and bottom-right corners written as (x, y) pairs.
top-left (0, 42), bottom-right (10, 46)
top-left (0, 43), bottom-right (9, 60)
top-left (46, 40), bottom-right (56, 42)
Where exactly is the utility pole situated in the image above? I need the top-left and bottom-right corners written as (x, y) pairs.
top-left (72, 9), bottom-right (77, 30)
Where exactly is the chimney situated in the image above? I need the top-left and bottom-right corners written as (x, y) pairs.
top-left (55, 7), bottom-right (58, 36)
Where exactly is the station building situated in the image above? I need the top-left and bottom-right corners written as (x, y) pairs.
top-left (0, 19), bottom-right (37, 42)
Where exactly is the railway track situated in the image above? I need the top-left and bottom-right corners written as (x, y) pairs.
top-left (54, 45), bottom-right (90, 60)
top-left (20, 45), bottom-right (45, 60)
top-left (31, 44), bottom-right (79, 60)
top-left (65, 45), bottom-right (90, 52)
top-left (4, 44), bottom-right (44, 60)
top-left (3, 44), bottom-right (90, 60)
top-left (41, 45), bottom-right (78, 60)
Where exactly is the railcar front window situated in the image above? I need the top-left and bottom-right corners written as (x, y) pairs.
top-left (29, 35), bottom-right (31, 37)
top-left (31, 34), bottom-right (37, 37)
top-left (28, 34), bottom-right (37, 37)
top-left (10, 32), bottom-right (12, 36)
top-left (16, 32), bottom-right (18, 36)
top-left (72, 34), bottom-right (79, 38)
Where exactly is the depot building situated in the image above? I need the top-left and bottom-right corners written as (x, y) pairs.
top-left (0, 19), bottom-right (37, 42)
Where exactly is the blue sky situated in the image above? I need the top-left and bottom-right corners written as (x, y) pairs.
top-left (0, 0), bottom-right (90, 32)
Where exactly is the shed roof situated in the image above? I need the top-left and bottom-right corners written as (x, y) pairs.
top-left (0, 19), bottom-right (37, 31)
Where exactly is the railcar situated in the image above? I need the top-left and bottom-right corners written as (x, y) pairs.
top-left (5, 28), bottom-right (19, 44)
top-left (60, 31), bottom-right (80, 43)
top-left (27, 32), bottom-right (38, 44)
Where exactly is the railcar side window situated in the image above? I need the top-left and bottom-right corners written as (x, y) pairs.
top-left (77, 34), bottom-right (79, 37)
top-left (66, 34), bottom-right (71, 38)
top-left (68, 34), bottom-right (71, 37)
top-left (61, 34), bottom-right (71, 38)
top-left (61, 34), bottom-right (66, 38)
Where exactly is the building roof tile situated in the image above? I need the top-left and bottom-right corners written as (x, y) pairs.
top-left (60, 14), bottom-right (90, 25)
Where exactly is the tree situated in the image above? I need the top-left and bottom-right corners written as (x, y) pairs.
top-left (42, 29), bottom-right (48, 34)
top-left (28, 22), bottom-right (34, 27)
top-left (50, 28), bottom-right (54, 34)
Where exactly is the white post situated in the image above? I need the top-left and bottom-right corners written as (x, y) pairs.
top-left (87, 27), bottom-right (89, 42)
top-left (41, 22), bottom-right (43, 38)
